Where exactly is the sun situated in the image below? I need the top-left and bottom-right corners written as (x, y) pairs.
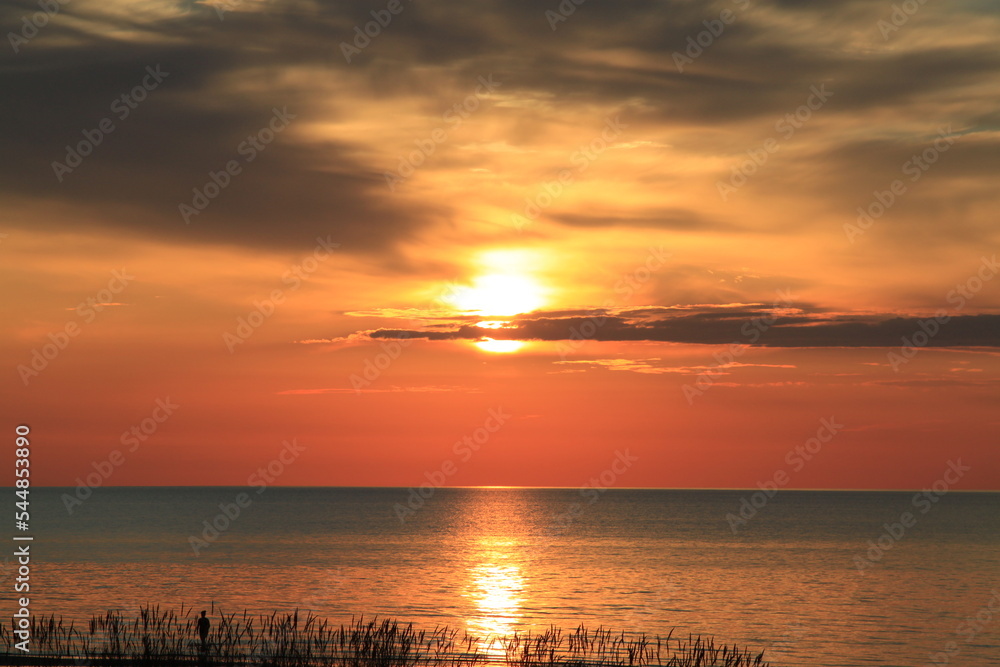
top-left (443, 249), bottom-right (549, 353)
top-left (451, 273), bottom-right (545, 316)
top-left (474, 338), bottom-right (524, 353)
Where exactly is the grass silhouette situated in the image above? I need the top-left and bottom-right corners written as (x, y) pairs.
top-left (1, 605), bottom-right (769, 667)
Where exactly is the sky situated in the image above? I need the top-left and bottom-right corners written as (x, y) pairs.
top-left (3, 0), bottom-right (999, 490)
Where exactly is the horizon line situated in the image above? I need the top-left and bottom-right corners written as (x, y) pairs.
top-left (14, 485), bottom-right (1000, 493)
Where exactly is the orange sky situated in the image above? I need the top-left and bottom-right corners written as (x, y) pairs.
top-left (4, 0), bottom-right (999, 489)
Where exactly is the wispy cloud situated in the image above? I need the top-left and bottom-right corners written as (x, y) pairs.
top-left (277, 385), bottom-right (475, 395)
top-left (553, 359), bottom-right (797, 375)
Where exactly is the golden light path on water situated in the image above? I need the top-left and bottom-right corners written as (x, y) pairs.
top-left (462, 537), bottom-right (525, 657)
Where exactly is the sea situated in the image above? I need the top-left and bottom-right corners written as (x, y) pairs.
top-left (13, 487), bottom-right (1000, 667)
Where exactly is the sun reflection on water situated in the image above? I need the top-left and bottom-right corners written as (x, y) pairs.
top-left (463, 538), bottom-right (525, 656)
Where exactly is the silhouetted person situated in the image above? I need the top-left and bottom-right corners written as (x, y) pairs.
top-left (197, 610), bottom-right (210, 652)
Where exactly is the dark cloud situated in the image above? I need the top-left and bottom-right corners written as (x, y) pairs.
top-left (3, 0), bottom-right (998, 254)
top-left (363, 307), bottom-right (1000, 347)
top-left (0, 2), bottom-right (442, 254)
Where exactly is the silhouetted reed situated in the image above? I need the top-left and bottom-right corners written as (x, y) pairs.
top-left (0, 606), bottom-right (768, 667)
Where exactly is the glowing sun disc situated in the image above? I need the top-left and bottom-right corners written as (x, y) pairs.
top-left (452, 274), bottom-right (544, 316)
top-left (475, 338), bottom-right (523, 353)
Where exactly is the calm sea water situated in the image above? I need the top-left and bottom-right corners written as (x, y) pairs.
top-left (14, 487), bottom-right (1000, 666)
